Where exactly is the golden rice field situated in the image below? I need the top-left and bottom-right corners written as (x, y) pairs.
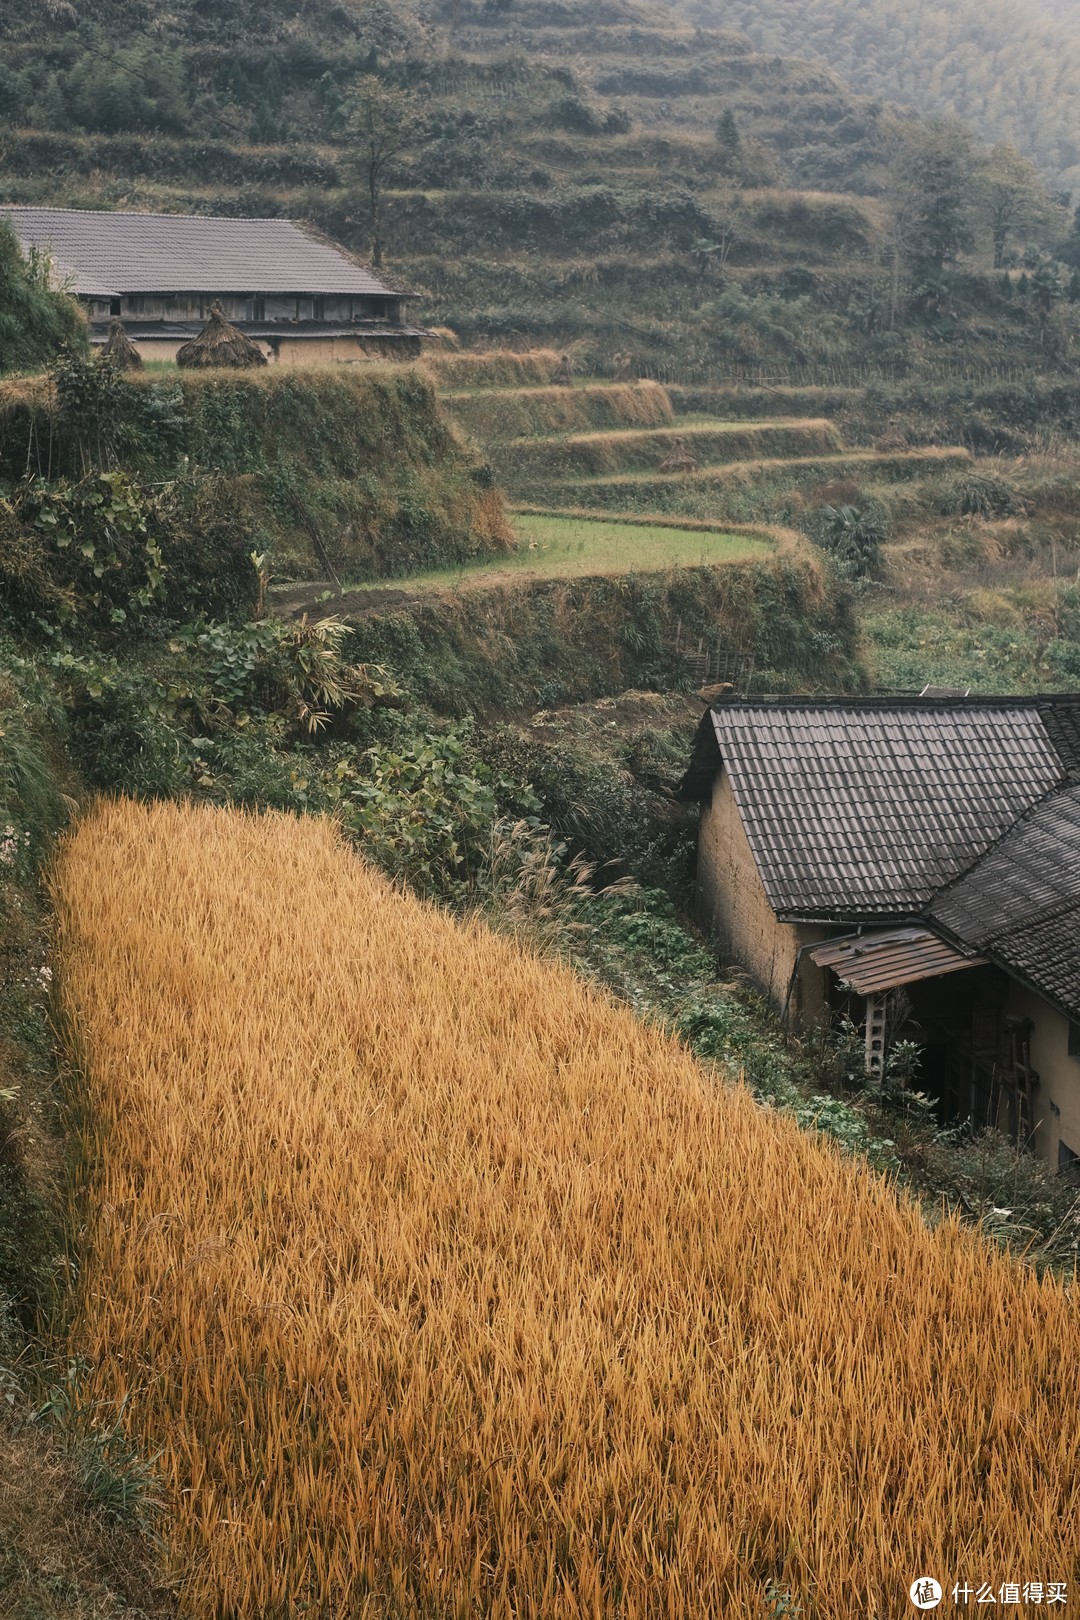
top-left (54, 801), bottom-right (1080, 1618)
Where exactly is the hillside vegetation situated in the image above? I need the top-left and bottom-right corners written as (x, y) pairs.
top-left (0, 219), bottom-right (84, 374)
top-left (418, 348), bottom-right (1080, 697)
top-left (54, 798), bottom-right (1080, 1618)
top-left (1, 359), bottom-right (511, 586)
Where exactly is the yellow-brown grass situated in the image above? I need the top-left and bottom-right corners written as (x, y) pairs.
top-left (55, 801), bottom-right (1080, 1618)
top-left (421, 347), bottom-right (564, 389)
top-left (442, 381), bottom-right (674, 442)
top-left (501, 420), bottom-right (844, 480)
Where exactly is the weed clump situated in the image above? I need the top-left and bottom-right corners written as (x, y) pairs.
top-left (813, 501), bottom-right (889, 578)
top-left (939, 472), bottom-right (1021, 518)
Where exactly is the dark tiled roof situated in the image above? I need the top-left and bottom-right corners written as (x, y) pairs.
top-left (1, 207), bottom-right (397, 298)
top-left (929, 784), bottom-right (1080, 1020)
top-left (1038, 699), bottom-right (1080, 778)
top-left (705, 699), bottom-right (1071, 919)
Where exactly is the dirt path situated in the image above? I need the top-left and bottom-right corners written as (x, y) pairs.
top-left (269, 584), bottom-right (425, 620)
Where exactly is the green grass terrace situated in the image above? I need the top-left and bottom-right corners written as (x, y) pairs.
top-left (361, 510), bottom-right (774, 591)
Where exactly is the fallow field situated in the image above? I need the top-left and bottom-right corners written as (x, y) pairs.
top-left (54, 801), bottom-right (1080, 1617)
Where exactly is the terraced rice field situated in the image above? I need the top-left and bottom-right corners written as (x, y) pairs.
top-left (435, 353), bottom-right (973, 544)
top-left (498, 419), bottom-right (845, 483)
top-left (356, 510), bottom-right (771, 589)
top-left (55, 799), bottom-right (1080, 1619)
top-left (552, 446), bottom-right (972, 506)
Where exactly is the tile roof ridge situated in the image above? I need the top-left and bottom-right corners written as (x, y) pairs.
top-left (710, 692), bottom-right (1080, 712)
top-left (926, 896), bottom-right (1080, 1024)
top-left (2, 205), bottom-right (313, 225)
top-left (974, 889), bottom-right (1080, 947)
top-left (924, 774), bottom-right (1074, 915)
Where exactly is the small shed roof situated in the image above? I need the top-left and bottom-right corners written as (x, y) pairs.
top-left (0, 207), bottom-right (399, 299)
top-left (808, 928), bottom-right (985, 995)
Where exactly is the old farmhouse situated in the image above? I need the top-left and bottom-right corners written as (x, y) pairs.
top-left (681, 695), bottom-right (1080, 1171)
top-left (1, 206), bottom-right (429, 364)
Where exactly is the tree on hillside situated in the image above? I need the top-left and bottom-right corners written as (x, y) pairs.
top-left (715, 110), bottom-right (740, 154)
top-left (886, 118), bottom-right (979, 277)
top-left (1055, 204), bottom-right (1080, 268)
top-left (883, 117), bottom-right (979, 323)
top-left (0, 224), bottom-right (85, 376)
top-left (346, 76), bottom-right (425, 268)
top-left (979, 143), bottom-right (1065, 268)
top-left (691, 189), bottom-right (744, 275)
top-left (1029, 256), bottom-right (1065, 345)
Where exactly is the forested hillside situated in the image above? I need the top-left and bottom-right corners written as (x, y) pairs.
top-left (675, 0), bottom-right (1080, 192)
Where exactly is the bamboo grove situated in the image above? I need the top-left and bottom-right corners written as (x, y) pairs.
top-left (53, 800), bottom-right (1080, 1617)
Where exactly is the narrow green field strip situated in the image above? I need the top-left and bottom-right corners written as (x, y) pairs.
top-left (437, 379), bottom-right (616, 399)
top-left (559, 446), bottom-right (972, 490)
top-left (500, 421), bottom-right (846, 481)
top-left (502, 417), bottom-right (838, 445)
top-left (354, 512), bottom-right (772, 591)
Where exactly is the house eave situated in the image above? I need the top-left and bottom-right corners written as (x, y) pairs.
top-left (926, 916), bottom-right (1080, 1026)
top-left (776, 907), bottom-right (1080, 1023)
top-left (88, 320), bottom-right (432, 342)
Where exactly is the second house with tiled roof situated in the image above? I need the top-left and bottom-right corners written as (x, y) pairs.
top-left (680, 694), bottom-right (1080, 1172)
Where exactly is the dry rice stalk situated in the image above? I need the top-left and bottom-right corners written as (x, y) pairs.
top-left (657, 434), bottom-right (699, 472)
top-left (54, 800), bottom-right (1080, 1618)
top-left (101, 318), bottom-right (143, 370)
top-left (176, 302), bottom-right (267, 369)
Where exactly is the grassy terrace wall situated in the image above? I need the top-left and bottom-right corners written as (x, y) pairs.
top-left (498, 420), bottom-right (844, 480)
top-left (442, 380), bottom-right (675, 441)
top-left (551, 447), bottom-right (971, 520)
top-left (343, 550), bottom-right (861, 712)
top-left (0, 368), bottom-right (512, 583)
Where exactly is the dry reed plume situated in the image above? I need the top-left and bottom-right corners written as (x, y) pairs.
top-left (54, 800), bottom-right (1080, 1617)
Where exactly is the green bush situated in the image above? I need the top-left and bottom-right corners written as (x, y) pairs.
top-left (482, 725), bottom-right (695, 895)
top-left (939, 473), bottom-right (1020, 517)
top-left (0, 223), bottom-right (84, 376)
top-left (545, 94), bottom-right (605, 135)
top-left (333, 723), bottom-right (532, 899)
top-left (814, 503), bottom-right (888, 578)
top-left (69, 675), bottom-right (193, 799)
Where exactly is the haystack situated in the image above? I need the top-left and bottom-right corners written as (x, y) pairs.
top-left (102, 317), bottom-right (142, 370)
top-left (658, 435), bottom-right (698, 472)
top-left (176, 301), bottom-right (267, 369)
